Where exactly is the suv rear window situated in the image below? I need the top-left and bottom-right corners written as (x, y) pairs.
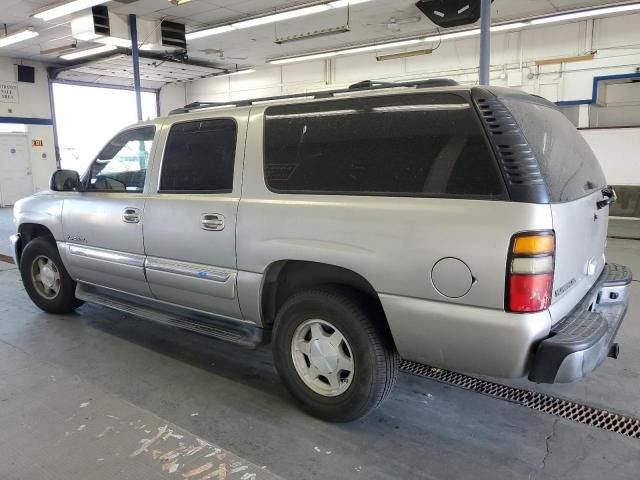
top-left (502, 98), bottom-right (606, 202)
top-left (264, 93), bottom-right (505, 198)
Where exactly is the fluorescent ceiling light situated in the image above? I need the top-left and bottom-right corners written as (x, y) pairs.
top-left (232, 4), bottom-right (330, 29)
top-left (422, 23), bottom-right (524, 43)
top-left (376, 48), bottom-right (434, 61)
top-left (341, 39), bottom-right (422, 55)
top-left (491, 22), bottom-right (528, 32)
top-left (33, 0), bottom-right (106, 22)
top-left (186, 25), bottom-right (235, 41)
top-left (270, 51), bottom-right (338, 65)
top-left (530, 3), bottom-right (640, 25)
top-left (328, 0), bottom-right (372, 7)
top-left (268, 2), bottom-right (640, 65)
top-left (186, 0), bottom-right (375, 40)
top-left (217, 69), bottom-right (256, 77)
top-left (0, 29), bottom-right (39, 48)
top-left (60, 44), bottom-right (117, 60)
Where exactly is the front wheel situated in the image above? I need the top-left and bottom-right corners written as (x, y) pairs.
top-left (272, 287), bottom-right (399, 422)
top-left (19, 237), bottom-right (83, 314)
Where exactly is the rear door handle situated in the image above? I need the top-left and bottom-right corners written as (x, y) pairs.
top-left (122, 207), bottom-right (141, 224)
top-left (201, 213), bottom-right (225, 231)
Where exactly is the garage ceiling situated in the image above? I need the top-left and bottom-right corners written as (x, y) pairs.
top-left (0, 0), bottom-right (632, 89)
top-left (54, 54), bottom-right (225, 89)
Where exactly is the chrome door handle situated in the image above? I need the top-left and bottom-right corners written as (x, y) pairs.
top-left (201, 213), bottom-right (225, 231)
top-left (122, 207), bottom-right (141, 224)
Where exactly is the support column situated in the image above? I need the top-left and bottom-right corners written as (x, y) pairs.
top-left (479, 0), bottom-right (491, 85)
top-left (129, 14), bottom-right (143, 121)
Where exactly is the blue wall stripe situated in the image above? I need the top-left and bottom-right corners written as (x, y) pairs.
top-left (0, 117), bottom-right (53, 126)
top-left (555, 72), bottom-right (640, 107)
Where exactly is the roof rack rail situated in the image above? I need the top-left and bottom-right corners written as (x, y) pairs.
top-left (169, 78), bottom-right (459, 115)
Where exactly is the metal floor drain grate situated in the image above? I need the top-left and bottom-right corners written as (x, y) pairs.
top-left (400, 360), bottom-right (640, 439)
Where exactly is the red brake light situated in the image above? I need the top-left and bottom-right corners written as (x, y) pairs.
top-left (506, 231), bottom-right (555, 313)
top-left (509, 274), bottom-right (553, 312)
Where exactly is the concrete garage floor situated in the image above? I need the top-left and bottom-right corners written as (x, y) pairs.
top-left (0, 206), bottom-right (639, 479)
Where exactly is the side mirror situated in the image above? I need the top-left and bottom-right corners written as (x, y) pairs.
top-left (50, 169), bottom-right (81, 192)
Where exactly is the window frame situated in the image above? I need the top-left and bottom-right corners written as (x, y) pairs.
top-left (82, 125), bottom-right (156, 194)
top-left (156, 117), bottom-right (238, 195)
top-left (261, 94), bottom-right (508, 201)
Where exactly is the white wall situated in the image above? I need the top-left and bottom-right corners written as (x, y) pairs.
top-left (159, 83), bottom-right (187, 116)
top-left (184, 13), bottom-right (640, 104)
top-left (182, 12), bottom-right (640, 186)
top-left (581, 128), bottom-right (640, 186)
top-left (0, 57), bottom-right (57, 193)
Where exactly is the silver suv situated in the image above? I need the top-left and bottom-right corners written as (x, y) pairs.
top-left (10, 80), bottom-right (632, 422)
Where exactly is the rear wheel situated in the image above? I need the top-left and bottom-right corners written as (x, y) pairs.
top-left (272, 287), bottom-right (398, 422)
top-left (20, 237), bottom-right (82, 314)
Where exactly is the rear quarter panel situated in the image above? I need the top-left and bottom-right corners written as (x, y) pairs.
top-left (238, 107), bottom-right (554, 311)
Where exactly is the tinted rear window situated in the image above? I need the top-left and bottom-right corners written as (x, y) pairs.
top-left (264, 93), bottom-right (505, 198)
top-left (160, 119), bottom-right (236, 193)
top-left (502, 98), bottom-right (606, 202)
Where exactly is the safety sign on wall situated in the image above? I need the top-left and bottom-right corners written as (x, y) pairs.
top-left (0, 81), bottom-right (18, 103)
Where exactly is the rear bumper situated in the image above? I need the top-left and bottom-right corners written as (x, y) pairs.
top-left (528, 263), bottom-right (632, 383)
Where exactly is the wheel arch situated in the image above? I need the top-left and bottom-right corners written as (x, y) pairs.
top-left (15, 223), bottom-right (56, 265)
top-left (261, 260), bottom-right (393, 338)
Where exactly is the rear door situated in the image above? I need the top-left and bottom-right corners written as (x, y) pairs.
top-left (143, 110), bottom-right (249, 319)
top-left (501, 97), bottom-right (609, 322)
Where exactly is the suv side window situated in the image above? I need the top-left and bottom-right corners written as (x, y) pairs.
top-left (264, 93), bottom-right (504, 198)
top-left (159, 119), bottom-right (237, 193)
top-left (87, 126), bottom-right (155, 193)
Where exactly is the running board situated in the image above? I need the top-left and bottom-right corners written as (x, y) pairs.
top-left (75, 283), bottom-right (266, 348)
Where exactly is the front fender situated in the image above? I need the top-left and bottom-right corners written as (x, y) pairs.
top-left (13, 192), bottom-right (66, 241)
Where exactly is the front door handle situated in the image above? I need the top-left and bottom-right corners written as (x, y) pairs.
top-left (201, 213), bottom-right (225, 231)
top-left (122, 207), bottom-right (141, 224)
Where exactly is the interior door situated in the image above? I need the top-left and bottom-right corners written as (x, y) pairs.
top-left (143, 114), bottom-right (247, 319)
top-left (61, 126), bottom-right (156, 297)
top-left (0, 134), bottom-right (34, 206)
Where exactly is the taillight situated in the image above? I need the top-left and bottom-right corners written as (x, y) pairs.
top-left (506, 231), bottom-right (555, 313)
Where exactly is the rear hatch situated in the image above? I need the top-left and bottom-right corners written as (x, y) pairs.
top-left (501, 96), bottom-right (609, 323)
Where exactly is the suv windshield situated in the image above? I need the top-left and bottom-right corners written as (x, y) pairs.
top-left (502, 98), bottom-right (606, 202)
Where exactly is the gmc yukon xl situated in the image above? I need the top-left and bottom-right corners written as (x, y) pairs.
top-left (10, 80), bottom-right (631, 421)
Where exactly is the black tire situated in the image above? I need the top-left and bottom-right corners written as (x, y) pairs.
top-left (19, 237), bottom-right (83, 314)
top-left (272, 286), bottom-right (399, 422)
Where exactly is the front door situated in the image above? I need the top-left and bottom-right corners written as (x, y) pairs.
top-left (61, 126), bottom-right (156, 297)
top-left (143, 114), bottom-right (247, 319)
top-left (0, 134), bottom-right (33, 206)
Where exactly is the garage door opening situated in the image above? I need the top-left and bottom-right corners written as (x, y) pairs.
top-left (52, 83), bottom-right (158, 173)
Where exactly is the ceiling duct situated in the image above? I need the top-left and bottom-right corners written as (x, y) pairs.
top-left (71, 7), bottom-right (186, 52)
